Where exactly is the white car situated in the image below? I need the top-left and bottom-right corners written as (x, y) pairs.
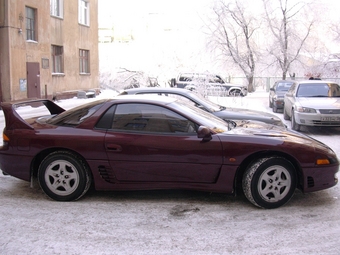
top-left (283, 80), bottom-right (340, 131)
top-left (171, 73), bottom-right (248, 96)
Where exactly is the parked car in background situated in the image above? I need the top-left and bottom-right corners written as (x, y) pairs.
top-left (283, 80), bottom-right (340, 131)
top-left (170, 73), bottom-right (248, 96)
top-left (119, 87), bottom-right (285, 127)
top-left (0, 96), bottom-right (338, 209)
top-left (269, 80), bottom-right (294, 112)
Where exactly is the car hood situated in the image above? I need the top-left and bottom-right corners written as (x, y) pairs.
top-left (234, 120), bottom-right (286, 131)
top-left (296, 97), bottom-right (340, 109)
top-left (223, 123), bottom-right (336, 154)
top-left (215, 107), bottom-right (285, 126)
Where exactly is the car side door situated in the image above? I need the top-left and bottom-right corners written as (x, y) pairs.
top-left (100, 103), bottom-right (224, 183)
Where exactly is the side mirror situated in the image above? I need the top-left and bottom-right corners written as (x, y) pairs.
top-left (197, 126), bottom-right (212, 141)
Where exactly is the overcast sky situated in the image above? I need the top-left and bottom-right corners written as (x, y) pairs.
top-left (98, 0), bottom-right (340, 77)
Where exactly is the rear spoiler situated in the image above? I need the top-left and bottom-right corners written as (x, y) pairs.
top-left (1, 99), bottom-right (66, 130)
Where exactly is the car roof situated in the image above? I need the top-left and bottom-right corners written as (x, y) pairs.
top-left (121, 87), bottom-right (192, 95)
top-left (274, 80), bottom-right (294, 83)
top-left (296, 80), bottom-right (338, 84)
top-left (112, 94), bottom-right (177, 104)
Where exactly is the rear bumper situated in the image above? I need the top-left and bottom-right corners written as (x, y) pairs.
top-left (0, 149), bottom-right (31, 182)
top-left (273, 99), bottom-right (284, 108)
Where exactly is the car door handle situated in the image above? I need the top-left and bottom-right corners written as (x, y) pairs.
top-left (106, 144), bottom-right (122, 152)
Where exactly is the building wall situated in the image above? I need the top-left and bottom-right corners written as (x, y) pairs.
top-left (0, 0), bottom-right (99, 102)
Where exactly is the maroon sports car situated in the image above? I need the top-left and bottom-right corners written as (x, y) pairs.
top-left (0, 96), bottom-right (338, 209)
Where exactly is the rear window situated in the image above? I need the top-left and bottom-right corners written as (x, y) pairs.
top-left (47, 100), bottom-right (106, 126)
top-left (276, 82), bottom-right (293, 91)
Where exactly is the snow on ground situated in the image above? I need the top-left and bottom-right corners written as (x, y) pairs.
top-left (0, 89), bottom-right (340, 255)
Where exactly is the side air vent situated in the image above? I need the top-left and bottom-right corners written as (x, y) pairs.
top-left (98, 165), bottom-right (116, 183)
top-left (307, 176), bottom-right (315, 188)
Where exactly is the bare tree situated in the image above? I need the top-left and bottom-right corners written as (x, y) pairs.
top-left (262, 0), bottom-right (314, 80)
top-left (208, 0), bottom-right (260, 92)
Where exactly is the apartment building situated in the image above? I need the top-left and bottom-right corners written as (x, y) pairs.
top-left (0, 0), bottom-right (99, 102)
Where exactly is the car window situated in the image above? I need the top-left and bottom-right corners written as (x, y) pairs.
top-left (162, 93), bottom-right (198, 107)
top-left (110, 103), bottom-right (197, 134)
top-left (47, 100), bottom-right (106, 126)
top-left (276, 82), bottom-right (293, 91)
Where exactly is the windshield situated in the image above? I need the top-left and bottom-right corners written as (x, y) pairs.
top-left (188, 92), bottom-right (223, 112)
top-left (47, 99), bottom-right (107, 126)
top-left (170, 100), bottom-right (232, 132)
top-left (296, 83), bottom-right (340, 97)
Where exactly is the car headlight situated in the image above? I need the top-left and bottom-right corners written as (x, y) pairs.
top-left (296, 106), bottom-right (316, 113)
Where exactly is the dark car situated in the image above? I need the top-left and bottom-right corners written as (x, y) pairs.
top-left (0, 96), bottom-right (338, 209)
top-left (118, 87), bottom-right (285, 127)
top-left (269, 80), bottom-right (294, 112)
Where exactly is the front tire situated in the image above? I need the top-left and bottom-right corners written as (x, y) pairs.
top-left (38, 151), bottom-right (92, 201)
top-left (283, 107), bottom-right (290, 120)
top-left (229, 89), bottom-right (241, 96)
top-left (291, 112), bottom-right (301, 131)
top-left (242, 157), bottom-right (297, 209)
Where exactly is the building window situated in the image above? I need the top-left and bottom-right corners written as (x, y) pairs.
top-left (78, 0), bottom-right (90, 26)
top-left (26, 6), bottom-right (36, 41)
top-left (51, 45), bottom-right (64, 73)
top-left (79, 49), bottom-right (90, 73)
top-left (50, 0), bottom-right (63, 18)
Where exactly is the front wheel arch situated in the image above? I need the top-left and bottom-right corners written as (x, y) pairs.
top-left (291, 111), bottom-right (301, 131)
top-left (234, 152), bottom-right (302, 197)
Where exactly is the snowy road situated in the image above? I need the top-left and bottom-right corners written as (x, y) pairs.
top-left (0, 90), bottom-right (339, 255)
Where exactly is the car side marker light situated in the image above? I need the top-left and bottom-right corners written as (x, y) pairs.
top-left (3, 133), bottom-right (9, 142)
top-left (316, 159), bottom-right (330, 165)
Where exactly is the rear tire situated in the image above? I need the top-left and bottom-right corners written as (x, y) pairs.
top-left (229, 89), bottom-right (241, 96)
top-left (242, 157), bottom-right (297, 209)
top-left (38, 151), bottom-right (91, 201)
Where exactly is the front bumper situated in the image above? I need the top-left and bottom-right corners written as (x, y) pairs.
top-left (295, 112), bottom-right (340, 126)
top-left (301, 164), bottom-right (338, 193)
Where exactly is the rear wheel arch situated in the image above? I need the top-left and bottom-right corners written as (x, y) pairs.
top-left (37, 150), bottom-right (92, 201)
top-left (228, 88), bottom-right (242, 96)
top-left (31, 148), bottom-right (91, 179)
